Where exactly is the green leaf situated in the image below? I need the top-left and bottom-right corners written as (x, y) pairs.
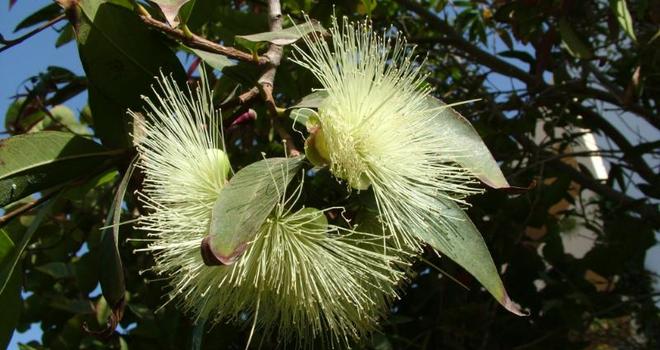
top-left (55, 23), bottom-right (75, 48)
top-left (35, 262), bottom-right (73, 279)
top-left (416, 198), bottom-right (524, 315)
top-left (558, 18), bottom-right (594, 60)
top-left (150, 0), bottom-right (192, 26)
top-left (610, 0), bottom-right (637, 42)
top-left (13, 3), bottom-right (61, 32)
top-left (289, 90), bottom-right (329, 110)
top-left (0, 194), bottom-right (60, 296)
top-left (99, 157), bottom-right (136, 307)
top-left (4, 99), bottom-right (45, 132)
top-left (0, 131), bottom-right (117, 206)
top-left (188, 47), bottom-right (236, 70)
top-left (76, 0), bottom-right (186, 148)
top-left (28, 105), bottom-right (91, 135)
top-left (0, 255), bottom-right (21, 350)
top-left (208, 156), bottom-right (305, 264)
top-left (424, 97), bottom-right (510, 189)
top-left (0, 229), bottom-right (15, 265)
top-left (289, 108), bottom-right (316, 128)
top-left (235, 20), bottom-right (326, 48)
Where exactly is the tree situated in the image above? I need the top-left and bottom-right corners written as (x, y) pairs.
top-left (1, 0), bottom-right (658, 349)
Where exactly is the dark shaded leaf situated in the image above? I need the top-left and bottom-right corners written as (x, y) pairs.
top-left (14, 3), bottom-right (61, 32)
top-left (0, 131), bottom-right (117, 206)
top-left (75, 0), bottom-right (186, 148)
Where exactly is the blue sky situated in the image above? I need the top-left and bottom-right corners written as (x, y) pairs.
top-left (1, 1), bottom-right (658, 349)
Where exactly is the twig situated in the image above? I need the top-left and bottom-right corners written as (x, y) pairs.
top-left (258, 0), bottom-right (300, 156)
top-left (0, 14), bottom-right (66, 53)
top-left (138, 15), bottom-right (268, 64)
top-left (220, 86), bottom-right (260, 110)
top-left (0, 189), bottom-right (60, 226)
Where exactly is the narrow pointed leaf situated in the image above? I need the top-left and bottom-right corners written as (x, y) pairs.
top-left (425, 96), bottom-right (510, 188)
top-left (416, 198), bottom-right (525, 315)
top-left (0, 257), bottom-right (20, 350)
top-left (99, 157), bottom-right (136, 307)
top-left (289, 90), bottom-right (329, 110)
top-left (235, 20), bottom-right (326, 47)
top-left (13, 3), bottom-right (61, 32)
top-left (208, 156), bottom-right (304, 264)
top-left (610, 0), bottom-right (636, 42)
top-left (0, 131), bottom-right (117, 206)
top-left (188, 47), bottom-right (236, 70)
top-left (0, 229), bottom-right (20, 350)
top-left (0, 193), bottom-right (60, 296)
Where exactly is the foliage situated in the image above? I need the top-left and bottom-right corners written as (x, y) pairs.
top-left (1, 0), bottom-right (659, 349)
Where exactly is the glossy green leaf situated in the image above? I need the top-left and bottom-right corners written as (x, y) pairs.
top-left (76, 0), bottom-right (186, 148)
top-left (99, 157), bottom-right (136, 307)
top-left (610, 0), bottom-right (637, 42)
top-left (415, 198), bottom-right (524, 315)
top-left (424, 96), bottom-right (510, 188)
top-left (558, 18), bottom-right (593, 60)
top-left (0, 131), bottom-right (117, 206)
top-left (208, 156), bottom-right (304, 264)
top-left (150, 0), bottom-right (192, 26)
top-left (235, 20), bottom-right (326, 47)
top-left (189, 47), bottom-right (236, 70)
top-left (289, 90), bottom-right (329, 110)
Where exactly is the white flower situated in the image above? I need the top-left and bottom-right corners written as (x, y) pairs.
top-left (131, 73), bottom-right (406, 348)
top-left (291, 17), bottom-right (483, 252)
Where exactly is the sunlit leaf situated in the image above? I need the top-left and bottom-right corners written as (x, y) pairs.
top-left (424, 96), bottom-right (510, 189)
top-left (0, 131), bottom-right (118, 206)
top-left (235, 20), bottom-right (325, 47)
top-left (207, 156), bottom-right (304, 264)
top-left (415, 198), bottom-right (525, 315)
top-left (188, 47), bottom-right (236, 70)
top-left (610, 0), bottom-right (636, 42)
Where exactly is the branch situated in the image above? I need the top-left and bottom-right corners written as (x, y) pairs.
top-left (0, 14), bottom-right (66, 53)
top-left (257, 0), bottom-right (300, 156)
top-left (397, 0), bottom-right (657, 186)
top-left (514, 135), bottom-right (660, 226)
top-left (0, 189), bottom-right (60, 226)
top-left (138, 15), bottom-right (268, 64)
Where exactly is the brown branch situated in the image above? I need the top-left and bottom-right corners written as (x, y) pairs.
top-left (514, 135), bottom-right (660, 226)
top-left (138, 15), bottom-right (268, 65)
top-left (397, 0), bottom-right (657, 186)
top-left (0, 14), bottom-right (66, 53)
top-left (0, 189), bottom-right (61, 226)
top-left (257, 0), bottom-right (300, 156)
